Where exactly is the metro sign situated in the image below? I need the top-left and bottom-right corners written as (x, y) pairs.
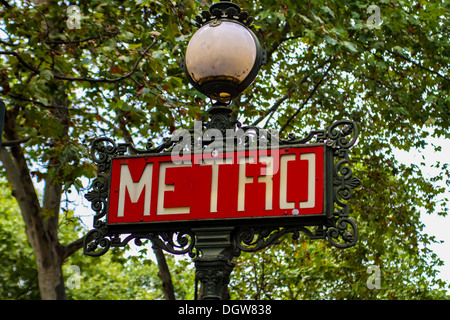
top-left (106, 145), bottom-right (327, 228)
top-left (84, 120), bottom-right (360, 257)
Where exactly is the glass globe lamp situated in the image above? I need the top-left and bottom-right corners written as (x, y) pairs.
top-left (184, 1), bottom-right (265, 104)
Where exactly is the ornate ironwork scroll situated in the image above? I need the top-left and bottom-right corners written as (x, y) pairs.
top-left (82, 136), bottom-right (197, 257)
top-left (318, 120), bottom-right (360, 248)
top-left (194, 1), bottom-right (254, 27)
top-left (110, 231), bottom-right (197, 257)
top-left (233, 225), bottom-right (326, 255)
top-left (233, 120), bottom-right (361, 254)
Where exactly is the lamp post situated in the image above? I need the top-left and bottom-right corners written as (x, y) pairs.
top-left (83, 0), bottom-right (361, 302)
top-left (183, 1), bottom-right (266, 300)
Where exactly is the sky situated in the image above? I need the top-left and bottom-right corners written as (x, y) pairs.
top-left (394, 135), bottom-right (450, 285)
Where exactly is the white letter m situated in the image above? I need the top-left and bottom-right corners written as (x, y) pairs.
top-left (117, 164), bottom-right (153, 217)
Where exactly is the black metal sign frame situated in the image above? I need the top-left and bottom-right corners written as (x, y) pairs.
top-left (83, 120), bottom-right (361, 258)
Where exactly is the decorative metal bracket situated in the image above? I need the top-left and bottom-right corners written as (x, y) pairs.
top-left (83, 223), bottom-right (197, 258)
top-left (233, 225), bottom-right (326, 254)
top-left (83, 136), bottom-right (198, 257)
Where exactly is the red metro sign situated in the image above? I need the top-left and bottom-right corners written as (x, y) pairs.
top-left (107, 145), bottom-right (326, 227)
top-left (83, 120), bottom-right (361, 257)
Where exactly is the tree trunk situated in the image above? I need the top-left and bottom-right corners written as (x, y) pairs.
top-left (0, 85), bottom-right (83, 299)
top-left (0, 143), bottom-right (67, 299)
top-left (153, 247), bottom-right (176, 300)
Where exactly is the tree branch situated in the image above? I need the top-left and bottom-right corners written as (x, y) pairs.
top-left (61, 236), bottom-right (85, 262)
top-left (0, 140), bottom-right (43, 250)
top-left (354, 38), bottom-right (450, 83)
top-left (251, 89), bottom-right (293, 127)
top-left (279, 62), bottom-right (333, 134)
top-left (0, 38), bottom-right (19, 46)
top-left (251, 57), bottom-right (333, 127)
top-left (267, 21), bottom-right (291, 58)
top-left (44, 36), bottom-right (101, 45)
top-left (6, 93), bottom-right (53, 109)
top-left (388, 49), bottom-right (450, 83)
top-left (0, 39), bottom-right (158, 83)
top-left (0, 50), bottom-right (41, 73)
top-left (1, 137), bottom-right (31, 146)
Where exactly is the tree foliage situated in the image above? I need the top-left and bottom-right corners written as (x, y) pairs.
top-left (0, 0), bottom-right (449, 299)
top-left (0, 181), bottom-right (39, 299)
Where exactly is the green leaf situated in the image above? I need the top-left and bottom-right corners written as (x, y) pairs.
top-left (321, 6), bottom-right (335, 19)
top-left (324, 36), bottom-right (337, 45)
top-left (40, 69), bottom-right (54, 80)
top-left (299, 14), bottom-right (312, 23)
top-left (128, 43), bottom-right (142, 49)
top-left (342, 41), bottom-right (358, 52)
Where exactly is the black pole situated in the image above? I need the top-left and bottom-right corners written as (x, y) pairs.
top-left (192, 104), bottom-right (237, 300)
top-left (205, 102), bottom-right (236, 133)
top-left (193, 227), bottom-right (235, 300)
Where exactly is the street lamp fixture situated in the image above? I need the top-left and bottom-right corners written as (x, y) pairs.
top-left (82, 0), bottom-right (361, 302)
top-left (184, 1), bottom-right (266, 106)
top-left (182, 1), bottom-right (268, 299)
